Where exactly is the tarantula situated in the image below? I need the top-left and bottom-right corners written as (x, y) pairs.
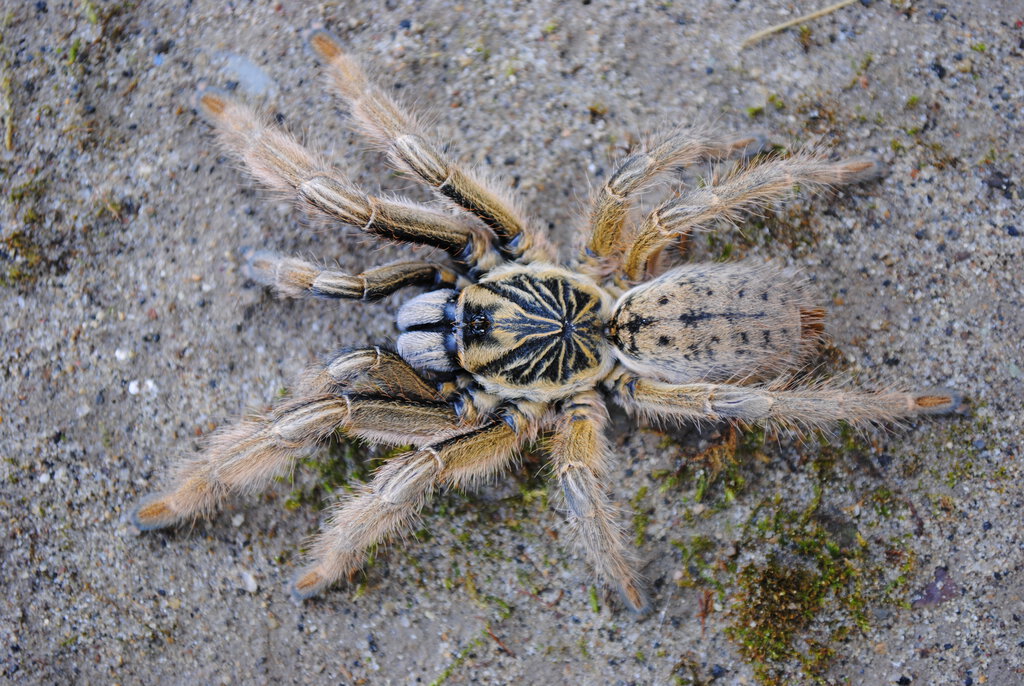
top-left (131, 30), bottom-right (961, 612)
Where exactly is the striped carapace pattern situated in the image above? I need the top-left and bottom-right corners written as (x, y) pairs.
top-left (457, 266), bottom-right (613, 397)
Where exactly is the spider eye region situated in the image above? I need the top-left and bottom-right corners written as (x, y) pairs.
top-left (464, 307), bottom-right (494, 340)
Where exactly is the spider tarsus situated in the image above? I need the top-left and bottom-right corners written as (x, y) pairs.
top-left (307, 29), bottom-right (343, 62)
top-left (620, 583), bottom-right (652, 616)
top-left (195, 87), bottom-right (229, 118)
top-left (241, 249), bottom-right (289, 288)
top-left (729, 133), bottom-right (770, 159)
top-left (291, 567), bottom-right (328, 601)
top-left (129, 493), bottom-right (179, 531)
top-left (911, 388), bottom-right (965, 415)
top-left (838, 156), bottom-right (887, 183)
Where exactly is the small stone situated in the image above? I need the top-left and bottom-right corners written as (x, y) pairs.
top-left (115, 348), bottom-right (130, 362)
top-left (984, 171), bottom-right (1015, 196)
top-left (231, 513), bottom-right (244, 527)
top-left (128, 380), bottom-right (140, 395)
top-left (239, 570), bottom-right (258, 593)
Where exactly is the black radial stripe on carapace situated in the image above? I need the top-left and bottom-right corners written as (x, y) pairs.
top-left (501, 275), bottom-right (599, 326)
top-left (478, 277), bottom-right (598, 333)
top-left (481, 274), bottom-right (560, 314)
top-left (473, 277), bottom-right (602, 385)
top-left (477, 333), bottom-right (597, 385)
top-left (676, 309), bottom-right (768, 328)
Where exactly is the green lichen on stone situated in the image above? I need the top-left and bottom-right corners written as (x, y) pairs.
top-left (647, 417), bottom-right (957, 684)
top-left (630, 485), bottom-right (651, 545)
top-left (670, 534), bottom-right (719, 590)
top-left (429, 636), bottom-right (487, 686)
top-left (727, 491), bottom-right (870, 684)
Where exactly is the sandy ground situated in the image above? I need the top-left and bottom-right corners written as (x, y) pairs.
top-left (2, 1), bottom-right (1022, 684)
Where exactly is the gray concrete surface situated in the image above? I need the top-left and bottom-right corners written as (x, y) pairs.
top-left (2, 1), bottom-right (1022, 684)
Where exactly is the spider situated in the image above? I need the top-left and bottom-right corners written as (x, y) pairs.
top-left (131, 30), bottom-right (961, 612)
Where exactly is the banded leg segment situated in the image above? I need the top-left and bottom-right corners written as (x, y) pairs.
top-left (585, 128), bottom-right (763, 268)
top-left (622, 154), bottom-right (882, 279)
top-left (549, 392), bottom-right (647, 612)
top-left (300, 347), bottom-right (440, 401)
top-left (309, 30), bottom-right (548, 263)
top-left (245, 253), bottom-right (456, 301)
top-left (292, 416), bottom-right (524, 599)
top-left (131, 391), bottom-right (460, 531)
top-left (614, 374), bottom-right (963, 431)
top-left (198, 90), bottom-right (484, 262)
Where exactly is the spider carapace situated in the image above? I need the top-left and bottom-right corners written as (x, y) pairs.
top-left (398, 265), bottom-right (614, 401)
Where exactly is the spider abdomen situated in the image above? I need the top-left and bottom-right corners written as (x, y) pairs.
top-left (456, 264), bottom-right (615, 401)
top-left (609, 263), bottom-right (820, 383)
